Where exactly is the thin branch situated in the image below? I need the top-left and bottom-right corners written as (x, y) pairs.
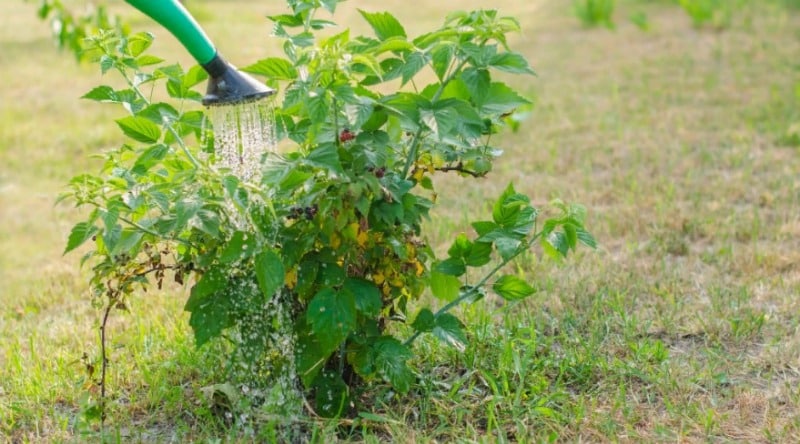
top-left (434, 164), bottom-right (486, 178)
top-left (404, 231), bottom-right (544, 347)
top-left (99, 299), bottom-right (114, 429)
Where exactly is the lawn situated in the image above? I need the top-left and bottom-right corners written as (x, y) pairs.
top-left (1, 0), bottom-right (799, 442)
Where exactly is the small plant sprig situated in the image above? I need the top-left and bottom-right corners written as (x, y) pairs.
top-left (573, 0), bottom-right (616, 29)
top-left (62, 0), bottom-right (595, 422)
top-left (32, 0), bottom-right (128, 61)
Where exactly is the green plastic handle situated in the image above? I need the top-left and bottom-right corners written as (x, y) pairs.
top-left (124, 0), bottom-right (217, 64)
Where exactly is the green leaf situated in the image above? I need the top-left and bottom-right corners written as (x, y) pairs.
top-left (181, 65), bottom-right (209, 88)
top-left (307, 288), bottom-right (357, 355)
top-left (399, 51), bottom-right (429, 86)
top-left (547, 231), bottom-right (570, 257)
top-left (411, 308), bottom-right (435, 332)
top-left (420, 105), bottom-right (458, 140)
top-left (358, 10), bottom-right (407, 40)
top-left (255, 249), bottom-right (285, 298)
top-left (304, 143), bottom-right (343, 173)
top-left (185, 267), bottom-right (228, 312)
top-left (577, 227), bottom-right (597, 249)
top-left (375, 37), bottom-right (414, 54)
top-left (174, 198), bottom-right (201, 231)
top-left (493, 275), bottom-right (536, 301)
top-left (219, 231), bottom-right (256, 264)
top-left (372, 337), bottom-right (414, 393)
top-left (135, 54), bottom-right (164, 66)
top-left (190, 209), bottom-right (220, 237)
top-left (433, 313), bottom-right (467, 351)
top-left (461, 68), bottom-right (491, 104)
top-left (480, 82), bottom-right (531, 115)
top-left (268, 13), bottom-right (305, 27)
top-left (306, 91), bottom-right (329, 123)
top-left (116, 116), bottom-right (161, 143)
top-left (187, 290), bottom-right (232, 347)
top-left (64, 222), bottom-right (99, 254)
top-left (430, 271), bottom-right (461, 301)
top-left (243, 58), bottom-right (298, 80)
top-left (132, 144), bottom-right (169, 174)
top-left (488, 52), bottom-right (536, 75)
top-left (126, 32), bottom-right (153, 57)
top-left (431, 44), bottom-right (454, 81)
top-left (434, 258), bottom-right (466, 277)
top-left (465, 241), bottom-right (493, 267)
top-left (344, 278), bottom-right (382, 317)
top-left (81, 85), bottom-right (116, 102)
top-left (313, 370), bottom-right (349, 417)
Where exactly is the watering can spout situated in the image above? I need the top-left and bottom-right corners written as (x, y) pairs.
top-left (124, 0), bottom-right (274, 105)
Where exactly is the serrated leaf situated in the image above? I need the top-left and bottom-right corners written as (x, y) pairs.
top-left (243, 58), bottom-right (298, 80)
top-left (344, 278), bottom-right (382, 317)
top-left (434, 258), bottom-right (466, 277)
top-left (420, 106), bottom-right (458, 140)
top-left (116, 116), bottom-right (161, 143)
top-left (576, 227), bottom-right (597, 249)
top-left (182, 65), bottom-right (209, 88)
top-left (430, 270), bottom-right (461, 301)
top-left (433, 313), bottom-right (467, 351)
top-left (135, 54), bottom-right (164, 66)
top-left (307, 288), bottom-right (356, 355)
top-left (185, 267), bottom-right (228, 312)
top-left (547, 231), bottom-right (570, 257)
top-left (431, 44), bottom-right (454, 80)
top-left (412, 308), bottom-right (435, 332)
top-left (465, 241), bottom-right (493, 267)
top-left (375, 37), bottom-right (414, 54)
top-left (372, 337), bottom-right (413, 393)
top-left (126, 32), bottom-right (153, 57)
top-left (461, 68), bottom-right (491, 104)
top-left (493, 275), bottom-right (536, 301)
top-left (190, 209), bottom-right (220, 237)
top-left (255, 249), bottom-right (285, 298)
top-left (81, 85), bottom-right (117, 102)
top-left (268, 13), bottom-right (305, 27)
top-left (358, 10), bottom-right (407, 40)
top-left (488, 52), bottom-right (535, 75)
top-left (400, 51), bottom-right (429, 86)
top-left (304, 143), bottom-right (343, 173)
top-left (187, 290), bottom-right (232, 347)
top-left (313, 370), bottom-right (349, 417)
top-left (480, 82), bottom-right (531, 115)
top-left (174, 198), bottom-right (200, 231)
top-left (64, 222), bottom-right (99, 254)
top-left (219, 231), bottom-right (256, 264)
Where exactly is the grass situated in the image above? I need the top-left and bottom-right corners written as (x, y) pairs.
top-left (2, 0), bottom-right (800, 441)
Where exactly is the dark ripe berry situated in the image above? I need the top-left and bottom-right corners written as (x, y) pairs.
top-left (339, 129), bottom-right (355, 143)
top-left (374, 167), bottom-right (386, 178)
top-left (287, 207), bottom-right (304, 220)
top-left (304, 204), bottom-right (319, 220)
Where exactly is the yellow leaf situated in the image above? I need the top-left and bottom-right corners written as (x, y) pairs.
top-left (357, 229), bottom-right (369, 247)
top-left (413, 259), bottom-right (424, 276)
top-left (412, 168), bottom-right (425, 182)
top-left (373, 271), bottom-right (385, 285)
top-left (285, 267), bottom-right (298, 289)
top-left (330, 232), bottom-right (342, 249)
top-left (344, 222), bottom-right (359, 240)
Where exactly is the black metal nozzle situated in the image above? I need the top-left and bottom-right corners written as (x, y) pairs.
top-left (201, 53), bottom-right (274, 106)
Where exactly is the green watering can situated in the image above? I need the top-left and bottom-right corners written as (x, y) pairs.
top-left (124, 0), bottom-right (274, 106)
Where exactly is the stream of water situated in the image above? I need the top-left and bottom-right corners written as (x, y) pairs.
top-left (208, 100), bottom-right (277, 183)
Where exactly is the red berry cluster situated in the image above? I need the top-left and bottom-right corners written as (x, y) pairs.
top-left (339, 129), bottom-right (355, 143)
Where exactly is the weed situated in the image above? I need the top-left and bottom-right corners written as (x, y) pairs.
top-left (573, 0), bottom-right (616, 29)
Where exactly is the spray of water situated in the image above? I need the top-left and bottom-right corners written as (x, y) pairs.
top-left (208, 100), bottom-right (277, 183)
top-left (205, 103), bottom-right (303, 433)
